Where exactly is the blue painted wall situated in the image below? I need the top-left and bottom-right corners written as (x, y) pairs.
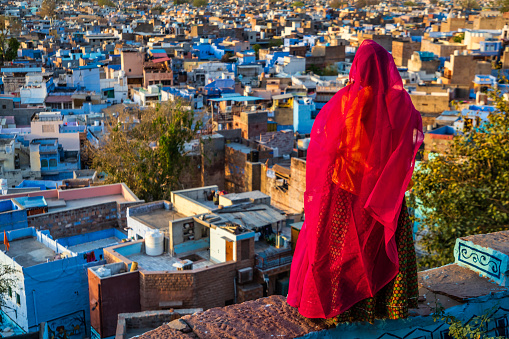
top-left (57, 229), bottom-right (126, 248)
top-left (174, 238), bottom-right (209, 255)
top-left (24, 258), bottom-right (104, 334)
top-left (293, 99), bottom-right (316, 134)
top-left (3, 228), bottom-right (108, 336)
top-left (302, 291), bottom-right (509, 339)
top-left (0, 200), bottom-right (28, 233)
top-left (114, 242), bottom-right (143, 257)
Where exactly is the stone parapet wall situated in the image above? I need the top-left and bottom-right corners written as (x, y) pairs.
top-left (27, 202), bottom-right (119, 239)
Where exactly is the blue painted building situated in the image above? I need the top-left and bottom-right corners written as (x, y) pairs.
top-left (264, 51), bottom-right (290, 73)
top-left (293, 97), bottom-right (317, 134)
top-left (29, 138), bottom-right (81, 174)
top-left (0, 227), bottom-right (126, 337)
top-left (191, 39), bottom-right (228, 60)
top-left (237, 52), bottom-right (256, 65)
top-left (0, 199), bottom-right (28, 233)
top-left (67, 66), bottom-right (101, 93)
top-left (16, 180), bottom-right (62, 191)
top-left (20, 49), bottom-right (43, 60)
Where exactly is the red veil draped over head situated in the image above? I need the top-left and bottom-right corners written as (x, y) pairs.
top-left (287, 40), bottom-right (424, 319)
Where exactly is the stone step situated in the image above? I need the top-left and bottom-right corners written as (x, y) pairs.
top-left (454, 230), bottom-right (509, 287)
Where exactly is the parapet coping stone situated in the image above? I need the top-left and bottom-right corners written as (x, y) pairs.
top-left (455, 230), bottom-right (509, 287)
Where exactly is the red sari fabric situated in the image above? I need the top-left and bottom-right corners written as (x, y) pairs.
top-left (287, 40), bottom-right (424, 319)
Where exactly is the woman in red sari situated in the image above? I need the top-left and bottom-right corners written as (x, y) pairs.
top-left (288, 40), bottom-right (424, 322)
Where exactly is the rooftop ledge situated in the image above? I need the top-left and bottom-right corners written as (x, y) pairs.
top-left (137, 230), bottom-right (509, 339)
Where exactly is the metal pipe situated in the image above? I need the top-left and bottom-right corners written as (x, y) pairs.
top-left (233, 277), bottom-right (237, 304)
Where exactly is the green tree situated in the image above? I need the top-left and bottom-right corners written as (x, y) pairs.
top-left (409, 85), bottom-right (509, 268)
top-left (433, 305), bottom-right (505, 339)
top-left (453, 32), bottom-right (465, 43)
top-left (0, 264), bottom-right (18, 308)
top-left (92, 101), bottom-right (202, 201)
top-left (4, 38), bottom-right (19, 62)
top-left (307, 64), bottom-right (322, 75)
top-left (97, 0), bottom-right (116, 7)
top-left (221, 52), bottom-right (234, 63)
top-left (497, 0), bottom-right (509, 12)
top-left (456, 0), bottom-right (480, 10)
top-left (0, 18), bottom-right (20, 63)
top-left (268, 39), bottom-right (283, 47)
top-left (292, 1), bottom-right (305, 7)
top-left (355, 0), bottom-right (379, 7)
top-left (330, 0), bottom-right (345, 8)
top-left (151, 5), bottom-right (164, 14)
top-left (174, 0), bottom-right (189, 4)
top-left (39, 0), bottom-right (57, 18)
top-left (192, 0), bottom-right (207, 7)
top-left (403, 0), bottom-right (416, 5)
top-left (253, 44), bottom-right (261, 59)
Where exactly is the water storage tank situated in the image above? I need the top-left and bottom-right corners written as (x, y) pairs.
top-left (0, 179), bottom-right (7, 195)
top-left (145, 230), bottom-right (164, 256)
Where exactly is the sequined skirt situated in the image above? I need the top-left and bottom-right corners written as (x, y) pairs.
top-left (329, 198), bottom-right (419, 324)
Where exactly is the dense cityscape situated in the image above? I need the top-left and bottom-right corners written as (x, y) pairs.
top-left (0, 0), bottom-right (507, 338)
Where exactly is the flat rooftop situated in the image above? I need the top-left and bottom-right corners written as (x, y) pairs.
top-left (227, 142), bottom-right (252, 154)
top-left (132, 209), bottom-right (187, 230)
top-left (223, 191), bottom-right (268, 201)
top-left (68, 236), bottom-right (122, 253)
top-left (6, 237), bottom-right (56, 267)
top-left (46, 194), bottom-right (128, 213)
top-left (126, 249), bottom-right (215, 272)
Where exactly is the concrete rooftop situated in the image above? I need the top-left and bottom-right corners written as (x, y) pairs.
top-left (46, 194), bottom-right (128, 213)
top-left (126, 249), bottom-right (215, 272)
top-left (68, 236), bottom-right (122, 253)
top-left (6, 237), bottom-right (56, 267)
top-left (132, 209), bottom-right (187, 230)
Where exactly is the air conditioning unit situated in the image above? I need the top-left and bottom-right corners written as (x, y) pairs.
top-left (237, 267), bottom-right (253, 284)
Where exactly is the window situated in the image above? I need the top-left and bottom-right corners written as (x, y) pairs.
top-left (49, 159), bottom-right (57, 167)
top-left (41, 159), bottom-right (48, 168)
top-left (129, 69), bottom-right (132, 72)
top-left (2, 105), bottom-right (6, 109)
top-left (63, 102), bottom-right (72, 109)
top-left (7, 286), bottom-right (11, 298)
top-left (16, 293), bottom-right (20, 306)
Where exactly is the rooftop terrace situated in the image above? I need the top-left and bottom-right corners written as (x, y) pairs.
top-left (126, 248), bottom-right (214, 272)
top-left (6, 237), bottom-right (56, 267)
top-left (131, 208), bottom-right (187, 231)
top-left (1, 183), bottom-right (140, 214)
top-left (107, 240), bottom-right (217, 272)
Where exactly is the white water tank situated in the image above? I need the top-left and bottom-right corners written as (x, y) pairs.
top-left (145, 230), bottom-right (164, 256)
top-left (0, 179), bottom-right (7, 195)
